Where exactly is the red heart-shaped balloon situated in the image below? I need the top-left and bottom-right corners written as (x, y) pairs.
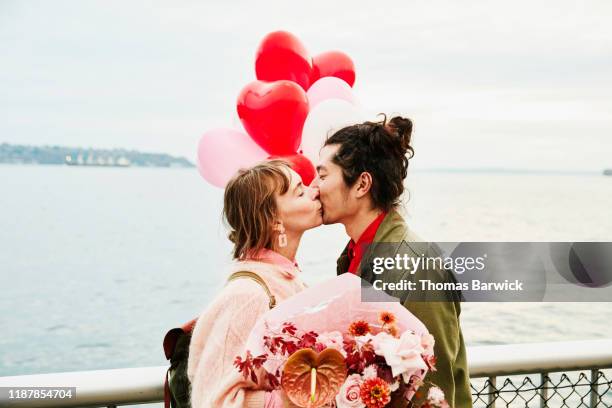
top-left (237, 80), bottom-right (309, 156)
top-left (268, 154), bottom-right (316, 186)
top-left (256, 31), bottom-right (313, 91)
top-left (311, 51), bottom-right (356, 88)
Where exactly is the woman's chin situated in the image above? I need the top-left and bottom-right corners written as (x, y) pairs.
top-left (312, 213), bottom-right (324, 228)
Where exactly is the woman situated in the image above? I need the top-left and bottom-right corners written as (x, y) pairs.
top-left (187, 159), bottom-right (322, 408)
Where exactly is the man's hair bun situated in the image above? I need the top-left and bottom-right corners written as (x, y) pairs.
top-left (385, 115), bottom-right (414, 158)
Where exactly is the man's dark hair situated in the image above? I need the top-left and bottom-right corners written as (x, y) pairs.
top-left (324, 114), bottom-right (414, 212)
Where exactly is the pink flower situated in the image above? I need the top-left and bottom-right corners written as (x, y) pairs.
top-left (336, 374), bottom-right (365, 408)
top-left (365, 332), bottom-right (393, 353)
top-left (427, 386), bottom-right (447, 405)
top-left (262, 353), bottom-right (286, 377)
top-left (318, 331), bottom-right (347, 357)
top-left (363, 365), bottom-right (378, 380)
top-left (375, 330), bottom-right (427, 381)
top-left (421, 333), bottom-right (435, 355)
top-left (354, 333), bottom-right (375, 348)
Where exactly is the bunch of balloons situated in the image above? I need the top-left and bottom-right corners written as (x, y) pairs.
top-left (197, 30), bottom-right (365, 188)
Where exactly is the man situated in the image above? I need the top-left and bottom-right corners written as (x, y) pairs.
top-left (311, 115), bottom-right (472, 407)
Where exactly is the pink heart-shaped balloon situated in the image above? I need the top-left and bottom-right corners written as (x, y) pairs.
top-left (196, 127), bottom-right (269, 188)
top-left (306, 76), bottom-right (357, 109)
top-left (237, 80), bottom-right (309, 156)
top-left (256, 31), bottom-right (313, 91)
top-left (311, 51), bottom-right (356, 88)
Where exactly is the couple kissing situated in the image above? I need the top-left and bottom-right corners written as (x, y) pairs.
top-left (186, 115), bottom-right (472, 408)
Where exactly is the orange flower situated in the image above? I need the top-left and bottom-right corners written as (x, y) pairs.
top-left (385, 324), bottom-right (399, 337)
top-left (348, 320), bottom-right (371, 336)
top-left (378, 311), bottom-right (396, 326)
top-left (360, 377), bottom-right (391, 408)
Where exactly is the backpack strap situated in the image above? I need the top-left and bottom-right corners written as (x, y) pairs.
top-left (226, 271), bottom-right (276, 309)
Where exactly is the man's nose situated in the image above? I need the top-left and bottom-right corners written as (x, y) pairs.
top-left (310, 176), bottom-right (320, 188)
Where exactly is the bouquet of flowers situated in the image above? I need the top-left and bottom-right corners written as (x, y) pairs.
top-left (234, 274), bottom-right (449, 408)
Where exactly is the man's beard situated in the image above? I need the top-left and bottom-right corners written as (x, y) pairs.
top-left (321, 195), bottom-right (350, 225)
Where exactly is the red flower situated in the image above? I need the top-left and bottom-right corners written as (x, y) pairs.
top-left (349, 320), bottom-right (371, 336)
top-left (233, 350), bottom-right (267, 384)
top-left (281, 322), bottom-right (297, 336)
top-left (298, 330), bottom-right (318, 349)
top-left (360, 377), bottom-right (391, 408)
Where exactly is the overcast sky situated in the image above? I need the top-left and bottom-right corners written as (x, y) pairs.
top-left (1, 0), bottom-right (611, 170)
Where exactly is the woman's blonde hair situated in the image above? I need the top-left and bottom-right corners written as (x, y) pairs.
top-left (223, 159), bottom-right (292, 260)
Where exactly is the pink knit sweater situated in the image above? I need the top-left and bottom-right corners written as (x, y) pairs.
top-left (187, 250), bottom-right (306, 408)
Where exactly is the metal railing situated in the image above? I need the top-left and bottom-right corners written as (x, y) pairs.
top-left (1, 339), bottom-right (611, 407)
top-left (467, 339), bottom-right (612, 407)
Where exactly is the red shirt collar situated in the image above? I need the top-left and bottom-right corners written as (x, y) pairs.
top-left (347, 211), bottom-right (387, 274)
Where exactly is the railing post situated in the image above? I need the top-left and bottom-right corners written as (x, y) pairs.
top-left (540, 372), bottom-right (548, 408)
top-left (488, 376), bottom-right (496, 408)
top-left (590, 369), bottom-right (599, 408)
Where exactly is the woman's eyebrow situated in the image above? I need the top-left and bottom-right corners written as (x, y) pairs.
top-left (293, 181), bottom-right (303, 193)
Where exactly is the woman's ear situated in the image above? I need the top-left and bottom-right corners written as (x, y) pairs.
top-left (272, 219), bottom-right (285, 233)
top-left (354, 172), bottom-right (373, 198)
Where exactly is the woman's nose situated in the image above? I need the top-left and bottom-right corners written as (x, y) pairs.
top-left (307, 186), bottom-right (320, 200)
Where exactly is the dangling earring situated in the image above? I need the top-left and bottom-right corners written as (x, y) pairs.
top-left (277, 222), bottom-right (287, 248)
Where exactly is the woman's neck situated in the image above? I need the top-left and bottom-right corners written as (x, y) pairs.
top-left (275, 231), bottom-right (302, 261)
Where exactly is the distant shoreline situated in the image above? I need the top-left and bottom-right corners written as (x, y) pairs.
top-left (0, 143), bottom-right (608, 175)
top-left (0, 142), bottom-right (195, 168)
top-left (0, 162), bottom-right (195, 169)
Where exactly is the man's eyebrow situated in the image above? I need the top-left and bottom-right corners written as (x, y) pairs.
top-left (293, 181), bottom-right (303, 193)
top-left (316, 165), bottom-right (327, 172)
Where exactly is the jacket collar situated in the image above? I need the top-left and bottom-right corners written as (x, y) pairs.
top-left (336, 208), bottom-right (410, 278)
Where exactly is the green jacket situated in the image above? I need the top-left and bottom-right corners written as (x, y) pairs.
top-left (336, 210), bottom-right (472, 408)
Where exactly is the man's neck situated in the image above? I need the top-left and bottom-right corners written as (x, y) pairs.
top-left (343, 207), bottom-right (384, 242)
